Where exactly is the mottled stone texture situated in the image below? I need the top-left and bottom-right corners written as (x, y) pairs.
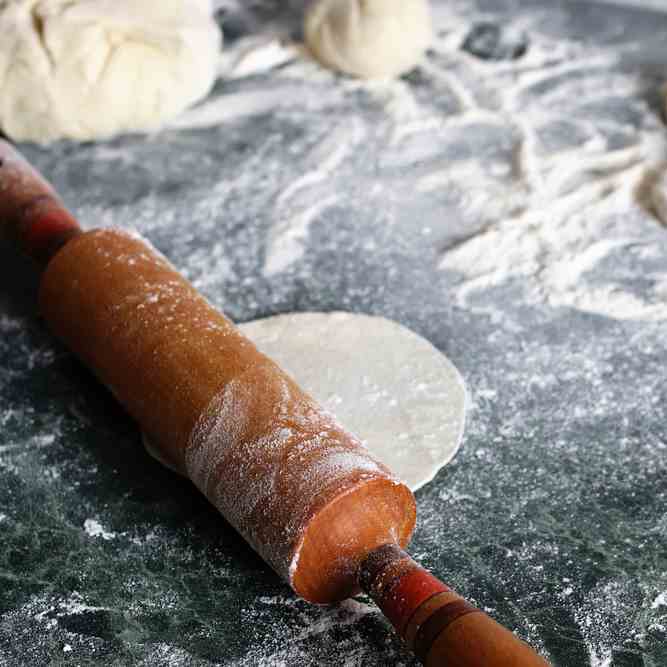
top-left (1, 0), bottom-right (666, 665)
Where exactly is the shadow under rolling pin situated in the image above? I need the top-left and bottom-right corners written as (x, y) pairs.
top-left (0, 139), bottom-right (550, 667)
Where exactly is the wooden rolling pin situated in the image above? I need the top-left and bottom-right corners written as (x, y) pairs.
top-left (0, 140), bottom-right (549, 667)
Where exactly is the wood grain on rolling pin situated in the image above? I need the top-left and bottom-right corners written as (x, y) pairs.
top-left (39, 228), bottom-right (415, 602)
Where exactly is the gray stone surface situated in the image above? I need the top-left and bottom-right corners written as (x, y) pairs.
top-left (1, 1), bottom-right (666, 665)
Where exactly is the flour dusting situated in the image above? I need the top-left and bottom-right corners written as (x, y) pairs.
top-left (83, 518), bottom-right (116, 541)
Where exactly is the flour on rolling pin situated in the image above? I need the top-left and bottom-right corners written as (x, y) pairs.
top-left (144, 312), bottom-right (467, 492)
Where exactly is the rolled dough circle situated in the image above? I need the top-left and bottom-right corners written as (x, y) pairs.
top-left (304, 0), bottom-right (433, 79)
top-left (0, 0), bottom-right (221, 143)
top-left (144, 312), bottom-right (466, 491)
top-left (239, 312), bottom-right (466, 491)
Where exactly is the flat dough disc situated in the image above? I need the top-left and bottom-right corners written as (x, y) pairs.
top-left (238, 312), bottom-right (466, 491)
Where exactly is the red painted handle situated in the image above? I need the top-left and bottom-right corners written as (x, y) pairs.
top-left (0, 140), bottom-right (82, 266)
top-left (360, 545), bottom-right (550, 666)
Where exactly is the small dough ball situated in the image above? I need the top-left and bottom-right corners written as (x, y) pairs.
top-left (305, 0), bottom-right (432, 79)
top-left (0, 0), bottom-right (221, 144)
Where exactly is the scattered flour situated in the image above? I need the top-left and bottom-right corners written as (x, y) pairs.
top-left (33, 591), bottom-right (109, 620)
top-left (83, 518), bottom-right (117, 541)
top-left (651, 591), bottom-right (667, 609)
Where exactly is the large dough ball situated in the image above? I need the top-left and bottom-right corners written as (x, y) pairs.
top-left (0, 0), bottom-right (221, 143)
top-left (304, 0), bottom-right (432, 79)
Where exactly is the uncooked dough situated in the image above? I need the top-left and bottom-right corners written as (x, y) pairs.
top-left (240, 312), bottom-right (466, 490)
top-left (304, 0), bottom-right (433, 79)
top-left (0, 0), bottom-right (221, 143)
top-left (144, 312), bottom-right (466, 490)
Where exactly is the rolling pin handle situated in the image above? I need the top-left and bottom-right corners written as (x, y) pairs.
top-left (360, 544), bottom-right (550, 667)
top-left (0, 140), bottom-right (82, 266)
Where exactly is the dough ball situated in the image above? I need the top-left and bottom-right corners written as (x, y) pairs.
top-left (0, 0), bottom-right (221, 144)
top-left (304, 0), bottom-right (433, 79)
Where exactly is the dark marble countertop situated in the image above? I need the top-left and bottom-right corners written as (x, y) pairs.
top-left (1, 1), bottom-right (666, 665)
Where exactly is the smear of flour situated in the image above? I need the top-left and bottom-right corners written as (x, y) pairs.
top-left (591, 0), bottom-right (667, 10)
top-left (30, 591), bottom-right (110, 626)
top-left (218, 37), bottom-right (298, 79)
top-left (264, 194), bottom-right (339, 275)
top-left (167, 87), bottom-right (302, 130)
top-left (652, 592), bottom-right (667, 609)
top-left (83, 518), bottom-right (116, 541)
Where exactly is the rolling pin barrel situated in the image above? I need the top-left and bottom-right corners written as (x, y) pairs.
top-left (0, 138), bottom-right (550, 666)
top-left (39, 227), bottom-right (416, 603)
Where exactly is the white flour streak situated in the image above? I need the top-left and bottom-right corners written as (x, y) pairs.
top-left (264, 117), bottom-right (365, 275)
top-left (167, 89), bottom-right (294, 129)
top-left (220, 38), bottom-right (299, 80)
top-left (589, 648), bottom-right (613, 667)
top-left (652, 591), bottom-right (667, 609)
top-left (83, 518), bottom-right (116, 541)
top-left (32, 592), bottom-right (109, 622)
top-left (264, 195), bottom-right (339, 275)
top-left (591, 0), bottom-right (667, 10)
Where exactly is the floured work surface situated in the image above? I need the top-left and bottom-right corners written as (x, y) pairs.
top-left (1, 0), bottom-right (666, 665)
